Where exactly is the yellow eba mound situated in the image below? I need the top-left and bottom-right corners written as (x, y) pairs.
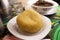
top-left (17, 9), bottom-right (44, 33)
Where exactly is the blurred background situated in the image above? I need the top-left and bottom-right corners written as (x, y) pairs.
top-left (0, 0), bottom-right (60, 40)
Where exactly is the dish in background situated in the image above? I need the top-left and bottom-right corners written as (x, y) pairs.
top-left (7, 15), bottom-right (51, 40)
top-left (31, 0), bottom-right (58, 15)
top-left (34, 1), bottom-right (53, 7)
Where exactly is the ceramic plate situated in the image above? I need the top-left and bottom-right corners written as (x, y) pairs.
top-left (7, 15), bottom-right (51, 40)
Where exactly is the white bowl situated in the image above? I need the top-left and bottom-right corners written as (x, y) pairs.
top-left (32, 0), bottom-right (58, 15)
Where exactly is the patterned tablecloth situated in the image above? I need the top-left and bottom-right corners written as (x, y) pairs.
top-left (0, 6), bottom-right (60, 40)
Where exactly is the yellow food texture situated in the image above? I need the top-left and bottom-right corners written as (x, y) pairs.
top-left (17, 9), bottom-right (44, 33)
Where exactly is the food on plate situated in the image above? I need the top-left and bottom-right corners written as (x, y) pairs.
top-left (17, 9), bottom-right (44, 33)
top-left (34, 1), bottom-right (53, 7)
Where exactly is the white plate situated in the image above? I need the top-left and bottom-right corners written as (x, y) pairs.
top-left (7, 16), bottom-right (51, 40)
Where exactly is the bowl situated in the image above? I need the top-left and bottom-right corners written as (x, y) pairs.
top-left (32, 0), bottom-right (55, 14)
